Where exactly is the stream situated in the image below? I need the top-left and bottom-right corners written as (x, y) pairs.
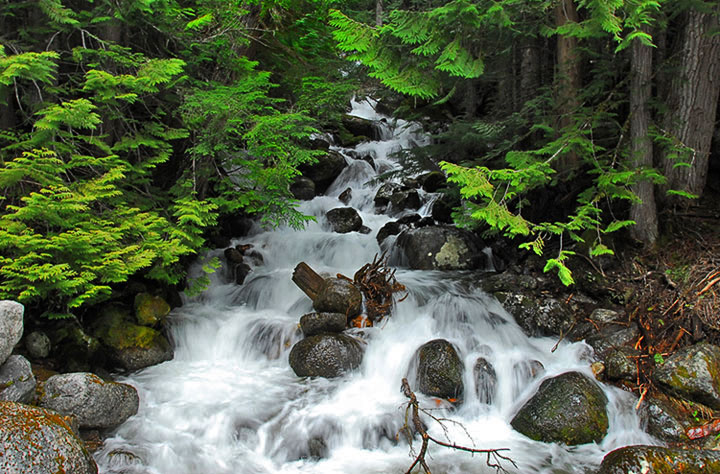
top-left (95, 98), bottom-right (654, 474)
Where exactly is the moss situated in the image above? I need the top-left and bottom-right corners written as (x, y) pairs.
top-left (134, 293), bottom-right (170, 327)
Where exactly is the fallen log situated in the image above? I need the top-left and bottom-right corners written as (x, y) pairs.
top-left (292, 262), bottom-right (325, 301)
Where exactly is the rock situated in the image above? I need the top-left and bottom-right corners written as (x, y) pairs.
top-left (326, 207), bottom-right (363, 234)
top-left (341, 115), bottom-right (378, 141)
top-left (0, 401), bottom-right (97, 474)
top-left (496, 292), bottom-right (574, 338)
top-left (652, 342), bottom-right (720, 410)
top-left (234, 262), bottom-right (252, 285)
top-left (134, 293), bottom-right (171, 327)
top-left (339, 187), bottom-right (352, 204)
top-left (38, 372), bottom-right (139, 429)
top-left (0, 300), bottom-right (24, 366)
top-left (298, 150), bottom-right (347, 194)
top-left (224, 247), bottom-right (244, 264)
top-left (473, 357), bottom-right (497, 404)
top-left (585, 325), bottom-right (640, 358)
top-left (396, 226), bottom-right (483, 271)
top-left (289, 334), bottom-right (365, 378)
top-left (418, 171), bottom-right (446, 192)
top-left (479, 272), bottom-right (538, 294)
top-left (290, 177), bottom-right (316, 200)
top-left (590, 308), bottom-right (623, 324)
top-left (300, 312), bottom-right (347, 337)
top-left (411, 339), bottom-right (464, 400)
top-left (605, 347), bottom-right (639, 382)
top-left (0, 355), bottom-right (36, 403)
top-left (598, 445), bottom-right (720, 474)
top-left (313, 278), bottom-right (362, 318)
top-left (24, 331), bottom-right (51, 359)
top-left (374, 183), bottom-right (420, 214)
top-left (48, 319), bottom-right (105, 372)
top-left (376, 221), bottom-right (404, 246)
top-left (511, 371), bottom-right (609, 445)
top-left (640, 394), bottom-right (691, 442)
top-left (431, 193), bottom-right (460, 224)
top-left (512, 359), bottom-right (545, 394)
top-left (93, 307), bottom-right (173, 372)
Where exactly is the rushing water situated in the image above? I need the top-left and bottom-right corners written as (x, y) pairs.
top-left (95, 98), bottom-right (654, 474)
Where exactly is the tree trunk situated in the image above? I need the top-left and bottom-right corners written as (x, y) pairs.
top-left (292, 262), bottom-right (325, 301)
top-left (662, 6), bottom-right (720, 206)
top-left (554, 0), bottom-right (581, 171)
top-left (519, 36), bottom-right (540, 107)
top-left (629, 30), bottom-right (658, 244)
top-left (376, 0), bottom-right (383, 26)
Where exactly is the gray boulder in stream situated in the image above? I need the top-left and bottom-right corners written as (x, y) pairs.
top-left (289, 334), bottom-right (365, 378)
top-left (396, 226), bottom-right (483, 271)
top-left (300, 312), bottom-right (347, 337)
top-left (652, 342), bottom-right (720, 410)
top-left (38, 372), bottom-right (139, 429)
top-left (0, 300), bottom-right (24, 365)
top-left (0, 355), bottom-right (36, 403)
top-left (326, 207), bottom-right (363, 233)
top-left (411, 339), bottom-right (465, 400)
top-left (298, 150), bottom-right (348, 194)
top-left (511, 371), bottom-right (609, 445)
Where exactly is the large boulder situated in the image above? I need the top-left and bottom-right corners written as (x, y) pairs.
top-left (511, 371), bottom-right (609, 445)
top-left (640, 394), bottom-right (692, 442)
top-left (341, 115), bottom-right (379, 142)
top-left (598, 446), bottom-right (720, 474)
top-left (313, 278), bottom-right (362, 318)
top-left (0, 401), bottom-right (97, 474)
top-left (134, 292), bottom-right (171, 327)
top-left (298, 150), bottom-right (348, 194)
top-left (93, 307), bottom-right (173, 372)
top-left (0, 300), bottom-right (24, 365)
top-left (396, 226), bottom-right (483, 271)
top-left (326, 207), bottom-right (363, 234)
top-left (0, 355), bottom-right (35, 403)
top-left (38, 372), bottom-right (139, 429)
top-left (48, 318), bottom-right (105, 372)
top-left (289, 334), bottom-right (365, 378)
top-left (300, 312), bottom-right (347, 337)
top-left (652, 342), bottom-right (720, 410)
top-left (374, 183), bottom-right (420, 215)
top-left (495, 292), bottom-right (575, 338)
top-left (290, 176), bottom-right (316, 200)
top-left (411, 339), bottom-right (464, 400)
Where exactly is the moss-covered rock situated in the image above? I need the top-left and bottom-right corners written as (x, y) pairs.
top-left (93, 306), bottom-right (172, 371)
top-left (134, 293), bottom-right (170, 327)
top-left (396, 226), bottom-right (483, 271)
top-left (639, 394), bottom-right (692, 442)
top-left (411, 339), bottom-right (465, 401)
top-left (598, 445), bottom-right (720, 474)
top-left (652, 342), bottom-right (720, 410)
top-left (511, 371), bottom-right (609, 445)
top-left (0, 401), bottom-right (97, 474)
top-left (48, 318), bottom-right (105, 372)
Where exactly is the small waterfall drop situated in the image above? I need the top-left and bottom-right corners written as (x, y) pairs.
top-left (95, 98), bottom-right (654, 474)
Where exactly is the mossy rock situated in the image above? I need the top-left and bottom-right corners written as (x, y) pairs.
top-left (411, 339), bottom-right (465, 401)
top-left (652, 342), bottom-right (720, 410)
top-left (511, 371), bottom-right (609, 445)
top-left (134, 293), bottom-right (170, 327)
top-left (598, 445), bottom-right (720, 474)
top-left (0, 401), bottom-right (97, 473)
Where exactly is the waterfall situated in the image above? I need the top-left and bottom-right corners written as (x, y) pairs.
top-left (95, 98), bottom-right (654, 474)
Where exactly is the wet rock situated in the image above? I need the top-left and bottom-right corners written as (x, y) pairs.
top-left (0, 355), bottom-right (36, 403)
top-left (289, 334), bottom-right (365, 378)
top-left (512, 359), bottom-right (545, 394)
top-left (359, 225), bottom-right (372, 234)
top-left (376, 221), bottom-right (404, 246)
top-left (374, 183), bottom-right (420, 214)
top-left (496, 292), bottom-right (574, 338)
top-left (290, 177), bottom-right (316, 200)
top-left (233, 262), bottom-right (252, 285)
top-left (585, 325), bottom-right (640, 358)
top-left (431, 193), bottom-right (459, 224)
top-left (93, 307), bottom-right (173, 372)
top-left (134, 293), bottom-right (171, 327)
top-left (24, 330), bottom-right (51, 359)
top-left (411, 339), bottom-right (464, 400)
top-left (313, 278), bottom-right (362, 318)
top-left (299, 149), bottom-right (348, 194)
top-left (418, 171), bottom-right (446, 192)
top-left (640, 394), bottom-right (691, 442)
top-left (605, 347), bottom-right (639, 382)
top-left (38, 372), bottom-right (139, 429)
top-left (48, 319), bottom-right (105, 372)
top-left (341, 115), bottom-right (378, 141)
top-left (598, 445), bottom-right (720, 474)
top-left (0, 300), bottom-right (24, 366)
top-left (339, 187), bottom-right (352, 204)
top-left (396, 226), bottom-right (483, 271)
top-left (652, 342), bottom-right (720, 410)
top-left (0, 401), bottom-right (97, 474)
top-left (511, 371), bottom-right (609, 445)
top-left (326, 207), bottom-right (363, 234)
top-left (300, 312), bottom-right (347, 337)
top-left (479, 272), bottom-right (538, 294)
top-left (473, 357), bottom-right (497, 404)
top-left (224, 247), bottom-right (244, 264)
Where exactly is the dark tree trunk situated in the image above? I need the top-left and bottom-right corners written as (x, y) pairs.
top-left (662, 6), bottom-right (720, 205)
top-left (554, 0), bottom-right (581, 171)
top-left (519, 36), bottom-right (540, 107)
top-left (629, 30), bottom-right (658, 244)
top-left (376, 0), bottom-right (383, 26)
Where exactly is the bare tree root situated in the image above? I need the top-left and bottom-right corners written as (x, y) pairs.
top-left (399, 378), bottom-right (517, 474)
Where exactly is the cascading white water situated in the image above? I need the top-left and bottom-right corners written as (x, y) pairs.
top-left (95, 98), bottom-right (655, 474)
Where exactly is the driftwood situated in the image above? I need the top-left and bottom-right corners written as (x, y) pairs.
top-left (400, 378), bottom-right (516, 474)
top-left (292, 262), bottom-right (325, 301)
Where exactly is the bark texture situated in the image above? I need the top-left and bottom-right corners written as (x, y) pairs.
top-left (554, 0), bottom-right (581, 171)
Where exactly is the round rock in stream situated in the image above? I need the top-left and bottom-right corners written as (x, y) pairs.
top-left (411, 339), bottom-right (465, 400)
top-left (313, 277), bottom-right (362, 318)
top-left (0, 300), bottom-right (24, 366)
top-left (289, 334), bottom-right (365, 378)
top-left (511, 371), bottom-right (609, 445)
top-left (598, 445), bottom-right (720, 474)
top-left (39, 372), bottom-right (139, 429)
top-left (396, 226), bottom-right (483, 271)
top-left (299, 312), bottom-right (347, 337)
top-left (326, 207), bottom-right (363, 234)
top-left (0, 401), bottom-right (98, 474)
